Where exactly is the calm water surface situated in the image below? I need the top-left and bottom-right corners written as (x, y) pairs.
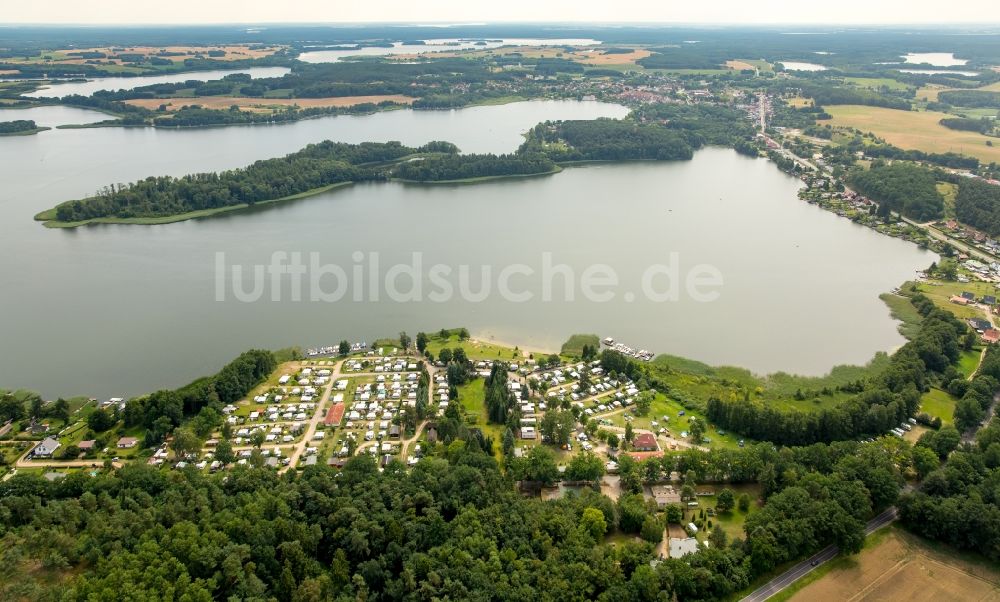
top-left (25, 66), bottom-right (292, 98)
top-left (0, 101), bottom-right (933, 398)
top-left (298, 38), bottom-right (600, 63)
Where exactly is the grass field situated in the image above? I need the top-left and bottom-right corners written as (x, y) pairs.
top-left (125, 95), bottom-right (415, 112)
top-left (938, 181), bottom-right (959, 218)
top-left (425, 332), bottom-right (529, 362)
top-left (784, 525), bottom-right (1000, 602)
top-left (844, 76), bottom-right (912, 91)
top-left (910, 279), bottom-right (999, 321)
top-left (560, 334), bottom-right (600, 357)
top-left (823, 105), bottom-right (1000, 164)
top-left (918, 80), bottom-right (1000, 102)
top-left (920, 387), bottom-right (958, 425)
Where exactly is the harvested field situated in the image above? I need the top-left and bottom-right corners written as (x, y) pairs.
top-left (788, 527), bottom-right (1000, 602)
top-left (11, 45), bottom-right (282, 66)
top-left (824, 105), bottom-right (1000, 164)
top-left (391, 45), bottom-right (650, 66)
top-left (725, 60), bottom-right (756, 71)
top-left (125, 95), bottom-right (415, 112)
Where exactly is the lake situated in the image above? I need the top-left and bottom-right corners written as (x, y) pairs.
top-left (24, 66), bottom-right (291, 98)
top-left (778, 61), bottom-right (827, 72)
top-left (898, 69), bottom-right (980, 77)
top-left (0, 105), bottom-right (112, 128)
top-left (298, 38), bottom-right (600, 63)
top-left (902, 52), bottom-right (968, 67)
top-left (0, 101), bottom-right (933, 399)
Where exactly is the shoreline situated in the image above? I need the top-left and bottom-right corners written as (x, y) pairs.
top-left (36, 181), bottom-right (354, 228)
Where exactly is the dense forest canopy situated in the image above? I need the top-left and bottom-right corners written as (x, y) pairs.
top-left (954, 178), bottom-right (1000, 236)
top-left (0, 119), bottom-right (40, 134)
top-left (848, 162), bottom-right (944, 221)
top-left (0, 430), bottom-right (903, 601)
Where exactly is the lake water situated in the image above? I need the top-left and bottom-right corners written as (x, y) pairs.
top-left (898, 69), bottom-right (980, 77)
top-left (902, 52), bottom-right (967, 67)
top-left (0, 105), bottom-right (111, 128)
top-left (0, 101), bottom-right (933, 399)
top-left (24, 66), bottom-right (291, 98)
top-left (778, 61), bottom-right (827, 72)
top-left (298, 38), bottom-right (600, 63)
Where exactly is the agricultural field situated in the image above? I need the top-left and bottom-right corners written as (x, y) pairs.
top-left (785, 526), bottom-right (1000, 602)
top-left (124, 94), bottom-right (415, 112)
top-left (843, 76), bottom-right (912, 91)
top-left (391, 45), bottom-right (652, 66)
top-left (6, 45), bottom-right (282, 66)
top-left (823, 105), bottom-right (1000, 164)
top-left (917, 80), bottom-right (1000, 102)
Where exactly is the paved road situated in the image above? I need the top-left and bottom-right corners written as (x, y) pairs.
top-left (739, 507), bottom-right (898, 602)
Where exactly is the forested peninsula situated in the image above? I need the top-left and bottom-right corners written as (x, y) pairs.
top-left (38, 115), bottom-right (749, 227)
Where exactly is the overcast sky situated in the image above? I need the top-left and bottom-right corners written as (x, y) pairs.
top-left (2, 0), bottom-right (998, 26)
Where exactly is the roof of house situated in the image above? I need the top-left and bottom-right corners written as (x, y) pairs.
top-left (633, 433), bottom-right (657, 450)
top-left (324, 403), bottom-right (345, 426)
top-left (984, 329), bottom-right (1000, 343)
top-left (117, 436), bottom-right (138, 446)
top-left (33, 437), bottom-right (61, 456)
top-left (77, 440), bottom-right (96, 449)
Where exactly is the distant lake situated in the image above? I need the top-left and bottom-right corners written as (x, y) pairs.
top-left (298, 38), bottom-right (600, 63)
top-left (778, 61), bottom-right (827, 71)
top-left (0, 105), bottom-right (110, 128)
top-left (0, 100), bottom-right (934, 398)
top-left (24, 66), bottom-right (291, 98)
top-left (902, 52), bottom-right (967, 67)
top-left (898, 69), bottom-right (979, 77)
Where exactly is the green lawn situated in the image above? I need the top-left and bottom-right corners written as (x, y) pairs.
top-left (425, 332), bottom-right (527, 362)
top-left (560, 334), bottom-right (600, 358)
top-left (911, 279), bottom-right (998, 321)
top-left (920, 387), bottom-right (957, 425)
top-left (455, 379), bottom-right (505, 458)
top-left (603, 392), bottom-right (745, 450)
top-left (959, 349), bottom-right (982, 377)
top-left (682, 483), bottom-right (762, 542)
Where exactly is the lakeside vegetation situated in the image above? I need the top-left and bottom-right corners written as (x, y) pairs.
top-left (0, 119), bottom-right (48, 136)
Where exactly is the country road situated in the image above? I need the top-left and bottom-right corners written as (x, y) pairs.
top-left (739, 507), bottom-right (898, 602)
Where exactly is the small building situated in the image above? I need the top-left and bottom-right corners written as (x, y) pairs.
top-left (984, 329), bottom-right (1000, 344)
top-left (32, 436), bottom-right (61, 458)
top-left (983, 295), bottom-right (998, 306)
top-left (519, 426), bottom-right (536, 440)
top-left (669, 537), bottom-right (700, 559)
top-left (687, 522), bottom-right (699, 534)
top-left (117, 436), bottom-right (139, 449)
top-left (970, 318), bottom-right (992, 332)
top-left (962, 291), bottom-right (976, 301)
top-left (77, 440), bottom-right (96, 452)
top-left (950, 295), bottom-right (970, 306)
top-left (651, 485), bottom-right (682, 508)
top-left (632, 433), bottom-right (658, 452)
